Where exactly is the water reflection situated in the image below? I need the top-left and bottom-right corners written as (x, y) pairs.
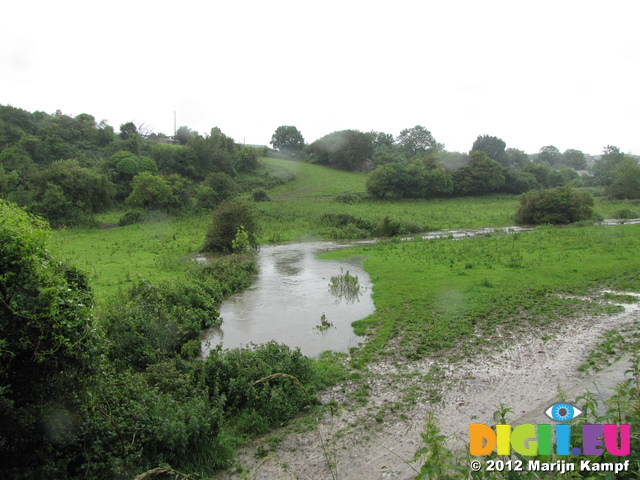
top-left (200, 241), bottom-right (375, 358)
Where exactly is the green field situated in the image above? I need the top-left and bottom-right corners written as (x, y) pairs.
top-left (51, 158), bottom-right (640, 302)
top-left (321, 224), bottom-right (640, 365)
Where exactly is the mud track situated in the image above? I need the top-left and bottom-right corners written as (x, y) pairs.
top-left (219, 291), bottom-right (640, 480)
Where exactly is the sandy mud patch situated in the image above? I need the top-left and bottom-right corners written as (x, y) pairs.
top-left (218, 291), bottom-right (640, 480)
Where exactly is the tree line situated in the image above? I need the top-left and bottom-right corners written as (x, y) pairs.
top-left (0, 105), bottom-right (275, 227)
top-left (270, 125), bottom-right (640, 200)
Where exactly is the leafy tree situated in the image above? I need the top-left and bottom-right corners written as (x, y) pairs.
top-left (397, 125), bottom-right (444, 158)
top-left (453, 151), bottom-right (505, 196)
top-left (563, 148), bottom-right (587, 170)
top-left (187, 127), bottom-right (238, 177)
top-left (203, 171), bottom-right (239, 204)
top-left (119, 121), bottom-right (138, 139)
top-left (270, 125), bottom-right (305, 156)
top-left (366, 163), bottom-right (413, 199)
top-left (0, 200), bottom-right (96, 475)
top-left (175, 125), bottom-right (195, 145)
top-left (307, 130), bottom-right (373, 171)
top-left (125, 172), bottom-right (174, 211)
top-left (536, 145), bottom-right (562, 166)
top-left (504, 148), bottom-right (530, 168)
top-left (471, 135), bottom-right (507, 166)
top-left (515, 186), bottom-right (593, 224)
top-left (29, 160), bottom-right (116, 225)
top-left (591, 145), bottom-right (626, 186)
top-left (203, 199), bottom-right (259, 253)
top-left (235, 146), bottom-right (260, 173)
top-left (523, 162), bottom-right (554, 188)
top-left (500, 168), bottom-right (538, 194)
top-left (606, 158), bottom-right (640, 199)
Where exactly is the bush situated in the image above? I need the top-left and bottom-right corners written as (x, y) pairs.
top-left (515, 186), bottom-right (594, 225)
top-left (118, 210), bottom-right (144, 226)
top-left (99, 278), bottom-right (223, 370)
top-left (203, 199), bottom-right (259, 253)
top-left (252, 188), bottom-right (270, 202)
top-left (0, 200), bottom-right (96, 477)
top-left (202, 342), bottom-right (326, 429)
top-left (609, 208), bottom-right (639, 219)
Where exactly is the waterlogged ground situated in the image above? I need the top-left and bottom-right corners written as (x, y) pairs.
top-left (220, 291), bottom-right (640, 480)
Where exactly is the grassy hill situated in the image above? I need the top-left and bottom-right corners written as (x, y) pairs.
top-left (261, 157), bottom-right (368, 198)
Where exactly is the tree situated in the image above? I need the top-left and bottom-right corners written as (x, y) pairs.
top-left (515, 186), bottom-right (593, 224)
top-left (307, 130), bottom-right (373, 171)
top-left (396, 125), bottom-right (444, 158)
top-left (591, 145), bottom-right (626, 186)
top-left (606, 158), bottom-right (640, 199)
top-left (0, 200), bottom-right (95, 474)
top-left (536, 145), bottom-right (562, 166)
top-left (270, 126), bottom-right (305, 157)
top-left (563, 149), bottom-right (587, 170)
top-left (453, 151), bottom-right (505, 196)
top-left (175, 125), bottom-right (195, 145)
top-left (366, 163), bottom-right (413, 199)
top-left (471, 135), bottom-right (507, 166)
top-left (203, 199), bottom-right (259, 253)
top-left (119, 121), bottom-right (138, 139)
top-left (505, 148), bottom-right (530, 168)
top-left (125, 172), bottom-right (174, 211)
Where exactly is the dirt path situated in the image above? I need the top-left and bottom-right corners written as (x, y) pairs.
top-left (219, 292), bottom-right (640, 480)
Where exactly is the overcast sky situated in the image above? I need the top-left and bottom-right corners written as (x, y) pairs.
top-left (2, 0), bottom-right (639, 155)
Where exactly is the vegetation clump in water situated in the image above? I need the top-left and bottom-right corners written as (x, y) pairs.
top-left (329, 269), bottom-right (363, 303)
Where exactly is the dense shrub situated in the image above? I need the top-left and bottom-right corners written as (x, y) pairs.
top-left (202, 342), bottom-right (325, 431)
top-left (203, 198), bottom-right (259, 253)
top-left (118, 210), bottom-right (144, 226)
top-left (515, 186), bottom-right (594, 224)
top-left (99, 278), bottom-right (223, 370)
top-left (0, 200), bottom-right (97, 478)
top-left (252, 188), bottom-right (270, 202)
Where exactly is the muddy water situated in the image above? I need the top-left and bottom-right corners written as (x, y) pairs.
top-left (200, 241), bottom-right (375, 358)
top-left (199, 222), bottom-right (630, 358)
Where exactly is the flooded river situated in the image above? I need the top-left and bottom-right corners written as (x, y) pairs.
top-left (200, 222), bottom-right (633, 357)
top-left (200, 241), bottom-right (375, 357)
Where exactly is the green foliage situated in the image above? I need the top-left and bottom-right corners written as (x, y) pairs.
top-left (591, 145), bottom-right (626, 186)
top-left (126, 172), bottom-right (175, 211)
top-left (563, 148), bottom-right (587, 170)
top-left (515, 186), bottom-right (594, 224)
top-left (453, 151), bottom-right (505, 196)
top-left (270, 125), bottom-right (305, 157)
top-left (99, 277), bottom-right (222, 370)
top-left (0, 200), bottom-right (96, 476)
top-left (397, 125), bottom-right (444, 158)
top-left (307, 129), bottom-right (374, 171)
top-left (202, 342), bottom-right (326, 431)
top-left (366, 162), bottom-right (413, 199)
top-left (471, 134), bottom-right (507, 166)
top-left (606, 158), bottom-right (640, 199)
top-left (187, 127), bottom-right (238, 178)
top-left (536, 145), bottom-right (562, 166)
top-left (235, 146), bottom-right (260, 173)
top-left (203, 199), bottom-right (259, 253)
top-left (252, 188), bottom-right (270, 202)
top-left (118, 210), bottom-right (144, 226)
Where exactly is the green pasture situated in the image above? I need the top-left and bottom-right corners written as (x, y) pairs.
top-left (50, 213), bottom-right (208, 301)
top-left (262, 157), bottom-right (368, 198)
top-left (321, 224), bottom-right (640, 366)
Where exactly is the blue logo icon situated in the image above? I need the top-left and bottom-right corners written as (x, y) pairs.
top-left (544, 403), bottom-right (583, 422)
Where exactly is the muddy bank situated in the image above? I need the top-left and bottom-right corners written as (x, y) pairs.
top-left (219, 291), bottom-right (640, 480)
